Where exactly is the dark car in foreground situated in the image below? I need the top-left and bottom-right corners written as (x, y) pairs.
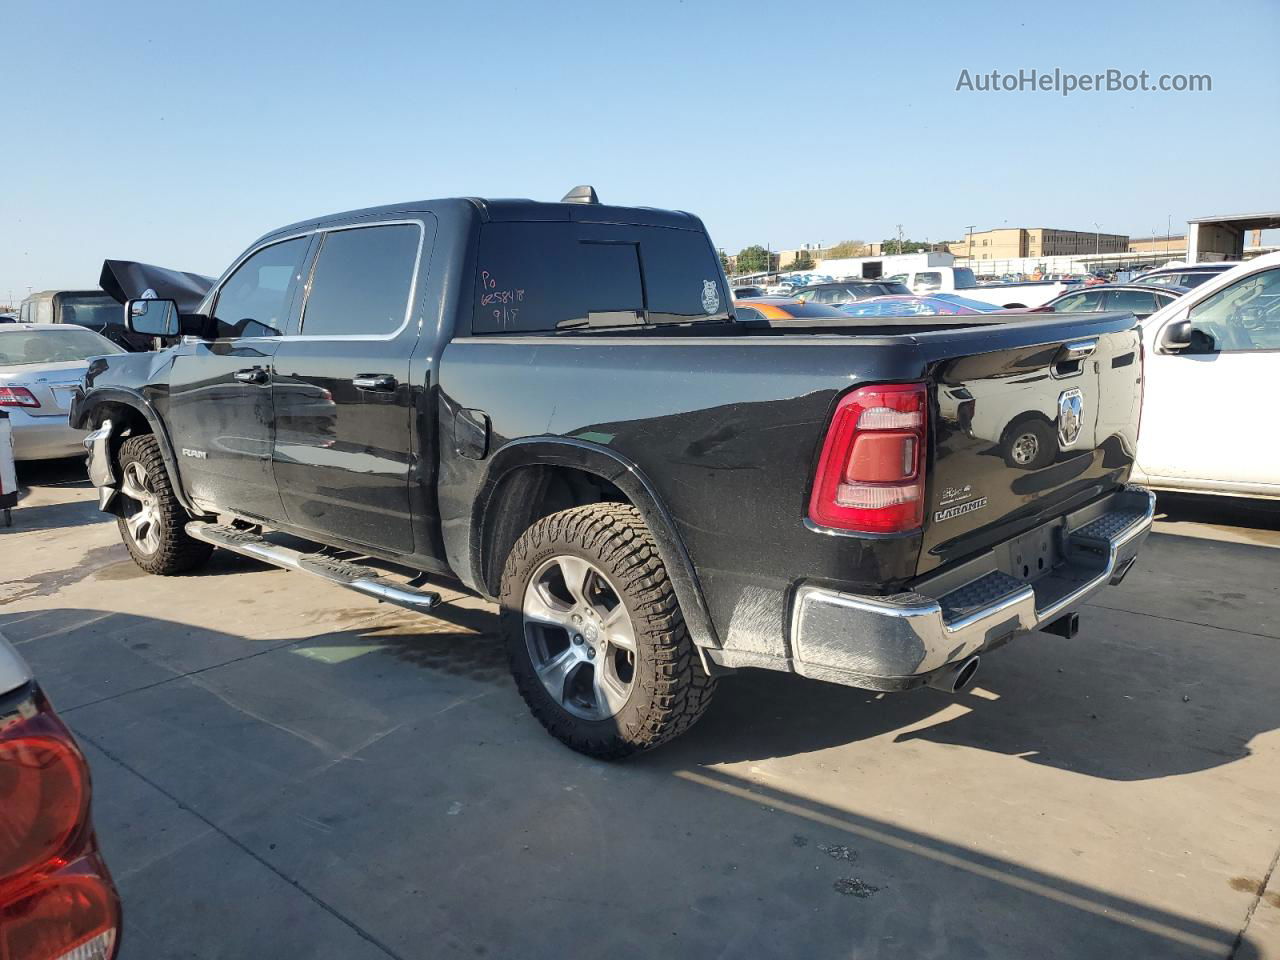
top-left (73, 187), bottom-right (1153, 758)
top-left (0, 638), bottom-right (121, 959)
top-left (1038, 283), bottom-right (1188, 320)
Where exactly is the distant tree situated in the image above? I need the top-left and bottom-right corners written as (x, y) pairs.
top-left (718, 249), bottom-right (730, 272)
top-left (826, 240), bottom-right (869, 259)
top-left (790, 251), bottom-right (815, 270)
top-left (881, 238), bottom-right (930, 255)
top-left (736, 245), bottom-right (771, 274)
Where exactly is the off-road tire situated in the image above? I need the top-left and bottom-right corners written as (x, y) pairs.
top-left (116, 434), bottom-right (213, 575)
top-left (500, 503), bottom-right (717, 759)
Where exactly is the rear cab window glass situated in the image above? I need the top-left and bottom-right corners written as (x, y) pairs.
top-left (302, 224), bottom-right (421, 337)
top-left (473, 222), bottom-right (728, 333)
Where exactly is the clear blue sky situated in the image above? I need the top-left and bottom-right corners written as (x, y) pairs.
top-left (3, 0), bottom-right (1277, 299)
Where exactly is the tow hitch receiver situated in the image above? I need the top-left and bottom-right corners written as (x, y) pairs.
top-left (1041, 611), bottom-right (1079, 639)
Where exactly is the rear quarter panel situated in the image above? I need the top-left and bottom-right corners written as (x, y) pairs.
top-left (438, 334), bottom-right (926, 658)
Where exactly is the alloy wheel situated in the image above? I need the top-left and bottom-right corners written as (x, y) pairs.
top-left (522, 555), bottom-right (637, 721)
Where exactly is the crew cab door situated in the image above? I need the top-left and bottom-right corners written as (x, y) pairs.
top-left (1138, 265), bottom-right (1280, 496)
top-left (165, 236), bottom-right (311, 521)
top-left (270, 219), bottom-right (430, 553)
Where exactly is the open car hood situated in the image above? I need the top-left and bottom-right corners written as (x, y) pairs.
top-left (99, 259), bottom-right (215, 313)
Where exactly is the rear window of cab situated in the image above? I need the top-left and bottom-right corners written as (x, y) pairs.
top-left (473, 221), bottom-right (729, 333)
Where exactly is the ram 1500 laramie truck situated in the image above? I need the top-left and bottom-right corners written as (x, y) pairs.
top-left (72, 187), bottom-right (1155, 758)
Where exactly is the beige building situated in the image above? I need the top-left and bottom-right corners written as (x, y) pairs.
top-left (961, 227), bottom-right (1129, 261)
top-left (1128, 234), bottom-right (1188, 256)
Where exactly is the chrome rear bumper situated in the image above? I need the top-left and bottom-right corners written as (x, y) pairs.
top-left (790, 485), bottom-right (1156, 691)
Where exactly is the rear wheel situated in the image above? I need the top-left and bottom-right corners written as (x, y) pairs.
top-left (116, 435), bottom-right (213, 575)
top-left (500, 503), bottom-right (716, 759)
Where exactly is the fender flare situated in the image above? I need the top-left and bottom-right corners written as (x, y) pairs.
top-left (471, 436), bottom-right (721, 650)
top-left (72, 387), bottom-right (202, 516)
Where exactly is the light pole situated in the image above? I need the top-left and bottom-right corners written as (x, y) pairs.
top-left (965, 224), bottom-right (976, 263)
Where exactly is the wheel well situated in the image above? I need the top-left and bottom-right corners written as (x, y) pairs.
top-left (90, 402), bottom-right (153, 464)
top-left (480, 465), bottom-right (627, 596)
top-left (1003, 302), bottom-right (1026, 309)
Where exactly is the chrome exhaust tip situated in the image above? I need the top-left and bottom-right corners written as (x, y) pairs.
top-left (926, 655), bottom-right (981, 694)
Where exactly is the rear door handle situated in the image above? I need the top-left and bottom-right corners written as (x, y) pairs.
top-left (233, 367), bottom-right (269, 384)
top-left (353, 373), bottom-right (398, 392)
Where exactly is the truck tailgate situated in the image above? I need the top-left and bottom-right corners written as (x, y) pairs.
top-left (919, 312), bottom-right (1143, 575)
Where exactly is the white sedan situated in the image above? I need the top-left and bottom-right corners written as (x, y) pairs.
top-left (1133, 251), bottom-right (1280, 500)
top-left (0, 323), bottom-right (126, 460)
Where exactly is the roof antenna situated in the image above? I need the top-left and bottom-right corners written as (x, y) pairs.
top-left (561, 185), bottom-right (599, 204)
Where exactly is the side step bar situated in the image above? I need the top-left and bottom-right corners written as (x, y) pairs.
top-left (185, 522), bottom-right (441, 613)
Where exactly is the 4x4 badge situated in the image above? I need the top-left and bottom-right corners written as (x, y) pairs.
top-left (1058, 388), bottom-right (1084, 447)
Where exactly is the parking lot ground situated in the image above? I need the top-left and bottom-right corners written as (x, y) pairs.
top-left (3, 459), bottom-right (1280, 960)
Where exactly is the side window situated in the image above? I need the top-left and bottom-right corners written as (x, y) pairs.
top-left (1103, 289), bottom-right (1158, 315)
top-left (915, 272), bottom-right (941, 292)
top-left (1142, 274), bottom-right (1175, 287)
top-left (735, 305), bottom-right (764, 320)
top-left (473, 222), bottom-right (727, 333)
top-left (301, 224), bottom-right (421, 337)
top-left (793, 289), bottom-right (815, 302)
top-left (213, 237), bottom-right (309, 338)
top-left (1187, 268), bottom-right (1280, 352)
top-left (1052, 291), bottom-right (1103, 312)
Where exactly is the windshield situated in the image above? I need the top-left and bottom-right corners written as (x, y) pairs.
top-left (57, 294), bottom-right (123, 330)
top-left (0, 328), bottom-right (125, 365)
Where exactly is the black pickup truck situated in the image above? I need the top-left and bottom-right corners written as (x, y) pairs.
top-left (72, 187), bottom-right (1154, 758)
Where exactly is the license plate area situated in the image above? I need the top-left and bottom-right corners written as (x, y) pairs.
top-left (997, 520), bottom-right (1066, 584)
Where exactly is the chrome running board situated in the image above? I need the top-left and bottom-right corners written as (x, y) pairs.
top-left (185, 522), bottom-right (441, 613)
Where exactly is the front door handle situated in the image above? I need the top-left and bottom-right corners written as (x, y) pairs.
top-left (233, 367), bottom-right (269, 384)
top-left (353, 373), bottom-right (398, 392)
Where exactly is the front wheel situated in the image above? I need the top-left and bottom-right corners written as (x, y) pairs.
top-left (500, 503), bottom-right (716, 759)
top-left (115, 434), bottom-right (213, 575)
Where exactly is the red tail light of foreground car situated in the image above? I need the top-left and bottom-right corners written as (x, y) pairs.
top-left (0, 688), bottom-right (120, 960)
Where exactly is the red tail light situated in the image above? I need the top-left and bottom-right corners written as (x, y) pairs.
top-left (0, 692), bottom-right (120, 960)
top-left (0, 387), bottom-right (40, 408)
top-left (808, 382), bottom-right (927, 534)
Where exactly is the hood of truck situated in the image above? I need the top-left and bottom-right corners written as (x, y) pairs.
top-left (914, 312), bottom-right (1143, 574)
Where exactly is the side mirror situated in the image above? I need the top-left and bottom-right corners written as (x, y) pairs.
top-left (125, 298), bottom-right (180, 337)
top-left (1159, 319), bottom-right (1193, 351)
top-left (1159, 318), bottom-right (1214, 354)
